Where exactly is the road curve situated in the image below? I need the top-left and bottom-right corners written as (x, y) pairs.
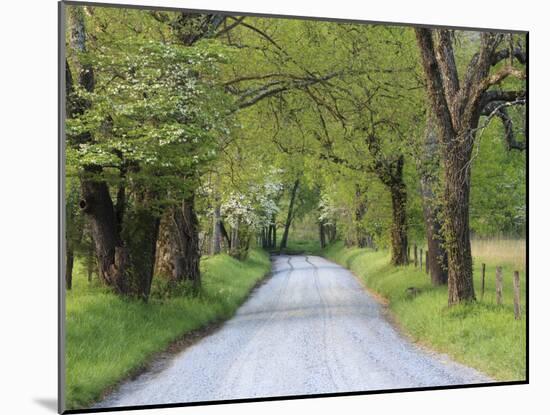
top-left (97, 255), bottom-right (490, 408)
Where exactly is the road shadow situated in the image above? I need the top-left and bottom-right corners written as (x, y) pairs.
top-left (34, 398), bottom-right (57, 413)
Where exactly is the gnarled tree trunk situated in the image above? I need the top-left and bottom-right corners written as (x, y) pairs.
top-left (373, 154), bottom-right (409, 266)
top-left (443, 137), bottom-right (475, 303)
top-left (174, 192), bottom-right (201, 290)
top-left (155, 192), bottom-right (201, 291)
top-left (123, 197), bottom-right (161, 301)
top-left (80, 177), bottom-right (129, 294)
top-left (415, 29), bottom-right (524, 303)
top-left (421, 180), bottom-right (448, 285)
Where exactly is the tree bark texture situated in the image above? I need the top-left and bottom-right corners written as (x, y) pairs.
top-left (366, 128), bottom-right (409, 265)
top-left (123, 198), bottom-right (161, 301)
top-left (174, 193), bottom-right (201, 289)
top-left (80, 177), bottom-right (129, 294)
top-left (66, 248), bottom-right (74, 290)
top-left (156, 193), bottom-right (202, 290)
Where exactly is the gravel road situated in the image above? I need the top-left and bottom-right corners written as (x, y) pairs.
top-left (97, 255), bottom-right (490, 408)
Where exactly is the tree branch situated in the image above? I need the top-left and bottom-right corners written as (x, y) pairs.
top-left (481, 100), bottom-right (526, 151)
top-left (491, 48), bottom-right (527, 66)
top-left (480, 89), bottom-right (526, 108)
top-left (435, 30), bottom-right (460, 97)
top-left (415, 28), bottom-right (455, 139)
top-left (481, 65), bottom-right (526, 90)
top-left (214, 16), bottom-right (246, 38)
top-left (235, 71), bottom-right (342, 110)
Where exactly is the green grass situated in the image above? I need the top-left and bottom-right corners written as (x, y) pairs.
top-left (65, 248), bottom-right (271, 410)
top-left (282, 239), bottom-right (323, 255)
top-left (264, 239), bottom-right (323, 255)
top-left (322, 241), bottom-right (526, 382)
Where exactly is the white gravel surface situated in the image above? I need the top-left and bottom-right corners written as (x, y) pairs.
top-left (97, 255), bottom-right (490, 408)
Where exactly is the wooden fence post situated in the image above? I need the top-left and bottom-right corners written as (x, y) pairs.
top-left (425, 250), bottom-right (429, 274)
top-left (495, 266), bottom-right (503, 305)
top-left (414, 244), bottom-right (418, 267)
top-left (513, 271), bottom-right (521, 319)
top-left (419, 248), bottom-right (423, 270)
top-left (481, 263), bottom-right (486, 301)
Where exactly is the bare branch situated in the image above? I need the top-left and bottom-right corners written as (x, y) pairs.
top-left (235, 71), bottom-right (342, 110)
top-left (481, 65), bottom-right (526, 90)
top-left (214, 16), bottom-right (246, 38)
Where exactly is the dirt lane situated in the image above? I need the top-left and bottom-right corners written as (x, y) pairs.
top-left (97, 255), bottom-right (489, 408)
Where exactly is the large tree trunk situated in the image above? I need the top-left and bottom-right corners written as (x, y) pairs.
top-left (279, 179), bottom-right (300, 251)
top-left (80, 176), bottom-right (129, 294)
top-left (389, 181), bottom-right (409, 266)
top-left (114, 169), bottom-right (126, 236)
top-left (443, 137), bottom-right (475, 303)
top-left (155, 192), bottom-right (201, 291)
top-left (154, 213), bottom-right (174, 278)
top-left (421, 179), bottom-right (448, 285)
top-left (87, 236), bottom-right (95, 283)
top-left (420, 117), bottom-right (448, 285)
top-left (366, 129), bottom-right (409, 263)
top-left (65, 248), bottom-right (74, 290)
top-left (354, 184), bottom-right (372, 248)
top-left (376, 155), bottom-right (409, 266)
top-left (124, 199), bottom-right (161, 301)
top-left (173, 192), bottom-right (201, 290)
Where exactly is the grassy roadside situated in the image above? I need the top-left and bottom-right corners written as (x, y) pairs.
top-left (65, 248), bottom-right (271, 410)
top-left (276, 240), bottom-right (324, 255)
top-left (322, 241), bottom-right (526, 382)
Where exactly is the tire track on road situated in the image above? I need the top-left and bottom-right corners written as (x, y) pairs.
top-left (305, 256), bottom-right (345, 391)
top-left (221, 255), bottom-right (295, 395)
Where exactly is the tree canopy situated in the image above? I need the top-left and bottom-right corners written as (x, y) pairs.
top-left (65, 5), bottom-right (526, 305)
